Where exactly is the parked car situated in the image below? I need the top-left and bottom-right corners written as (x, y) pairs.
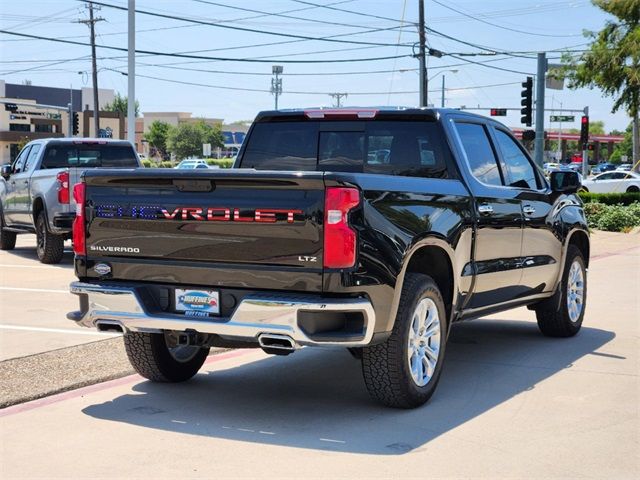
top-left (616, 163), bottom-right (632, 172)
top-left (590, 163), bottom-right (617, 175)
top-left (67, 108), bottom-right (589, 409)
top-left (543, 162), bottom-right (561, 175)
top-left (581, 171), bottom-right (640, 193)
top-left (174, 159), bottom-right (206, 169)
top-left (0, 139), bottom-right (141, 263)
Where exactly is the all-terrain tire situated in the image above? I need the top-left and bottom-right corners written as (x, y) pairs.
top-left (0, 210), bottom-right (16, 250)
top-left (35, 213), bottom-right (64, 264)
top-left (123, 331), bottom-right (210, 382)
top-left (361, 273), bottom-right (447, 409)
top-left (535, 245), bottom-right (587, 337)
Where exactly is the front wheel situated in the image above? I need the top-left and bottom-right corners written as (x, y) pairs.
top-left (123, 331), bottom-right (210, 382)
top-left (626, 186), bottom-right (639, 193)
top-left (535, 245), bottom-right (587, 337)
top-left (361, 273), bottom-right (447, 408)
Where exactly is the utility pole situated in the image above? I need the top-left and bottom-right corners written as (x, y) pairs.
top-left (329, 93), bottom-right (348, 108)
top-left (534, 52), bottom-right (547, 168)
top-left (271, 65), bottom-right (283, 110)
top-left (582, 106), bottom-right (589, 177)
top-left (441, 75), bottom-right (445, 108)
top-left (79, 2), bottom-right (104, 137)
top-left (418, 0), bottom-right (427, 107)
top-left (127, 0), bottom-right (135, 145)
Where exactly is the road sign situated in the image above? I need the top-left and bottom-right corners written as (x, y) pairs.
top-left (550, 115), bottom-right (575, 122)
top-left (203, 143), bottom-right (212, 157)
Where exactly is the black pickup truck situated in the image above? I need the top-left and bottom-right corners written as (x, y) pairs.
top-left (67, 108), bottom-right (589, 408)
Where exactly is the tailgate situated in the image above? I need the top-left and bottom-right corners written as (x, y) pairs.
top-left (82, 169), bottom-right (325, 292)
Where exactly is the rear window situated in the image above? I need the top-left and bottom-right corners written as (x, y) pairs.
top-left (41, 144), bottom-right (138, 169)
top-left (240, 121), bottom-right (452, 178)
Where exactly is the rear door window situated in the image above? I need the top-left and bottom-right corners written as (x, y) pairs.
top-left (454, 122), bottom-right (503, 186)
top-left (23, 144), bottom-right (41, 171)
top-left (41, 145), bottom-right (138, 169)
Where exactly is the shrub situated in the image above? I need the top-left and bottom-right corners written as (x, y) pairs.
top-left (206, 158), bottom-right (235, 168)
top-left (579, 191), bottom-right (640, 206)
top-left (596, 206), bottom-right (639, 232)
top-left (159, 161), bottom-right (174, 168)
top-left (141, 159), bottom-right (152, 168)
top-left (583, 202), bottom-right (608, 228)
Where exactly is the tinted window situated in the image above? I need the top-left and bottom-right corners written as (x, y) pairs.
top-left (242, 120), bottom-right (451, 178)
top-left (23, 144), bottom-right (41, 171)
top-left (41, 145), bottom-right (138, 169)
top-left (455, 123), bottom-right (502, 186)
top-left (242, 122), bottom-right (317, 171)
top-left (597, 172), bottom-right (614, 180)
top-left (494, 130), bottom-right (538, 189)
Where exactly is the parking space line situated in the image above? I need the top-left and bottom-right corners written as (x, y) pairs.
top-left (0, 287), bottom-right (68, 294)
top-left (0, 325), bottom-right (120, 336)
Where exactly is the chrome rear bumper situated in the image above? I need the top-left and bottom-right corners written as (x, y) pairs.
top-left (67, 281), bottom-right (376, 347)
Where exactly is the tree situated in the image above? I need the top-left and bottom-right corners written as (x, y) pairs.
top-left (166, 120), bottom-right (224, 160)
top-left (610, 122), bottom-right (633, 162)
top-left (144, 120), bottom-right (171, 159)
top-left (104, 92), bottom-right (140, 117)
top-left (561, 0), bottom-right (640, 166)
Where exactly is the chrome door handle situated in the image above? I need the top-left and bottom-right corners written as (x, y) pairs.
top-left (523, 205), bottom-right (536, 215)
top-left (478, 204), bottom-right (494, 215)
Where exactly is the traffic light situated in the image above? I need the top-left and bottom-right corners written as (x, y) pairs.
top-left (587, 143), bottom-right (595, 151)
top-left (520, 77), bottom-right (533, 126)
top-left (490, 108), bottom-right (507, 116)
top-left (72, 112), bottom-right (79, 136)
top-left (580, 115), bottom-right (589, 146)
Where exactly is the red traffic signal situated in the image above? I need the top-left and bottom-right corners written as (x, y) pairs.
top-left (490, 108), bottom-right (507, 116)
top-left (580, 115), bottom-right (589, 146)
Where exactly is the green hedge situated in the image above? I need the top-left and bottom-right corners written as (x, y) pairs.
top-left (140, 159), bottom-right (234, 169)
top-left (583, 202), bottom-right (640, 232)
top-left (206, 158), bottom-right (235, 168)
top-left (579, 192), bottom-right (640, 206)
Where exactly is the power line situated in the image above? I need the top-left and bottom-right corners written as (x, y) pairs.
top-left (105, 68), bottom-right (519, 96)
top-left (447, 54), bottom-right (533, 75)
top-left (430, 0), bottom-right (584, 38)
top-left (0, 30), bottom-right (412, 64)
top-left (191, 0), bottom-right (403, 31)
top-left (291, 0), bottom-right (408, 24)
top-left (81, 0), bottom-right (414, 48)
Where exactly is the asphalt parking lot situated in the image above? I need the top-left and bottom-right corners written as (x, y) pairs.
top-left (0, 237), bottom-right (119, 361)
top-left (0, 232), bottom-right (638, 478)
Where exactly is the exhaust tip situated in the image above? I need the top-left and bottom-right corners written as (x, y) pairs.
top-left (96, 322), bottom-right (124, 333)
top-left (258, 333), bottom-right (296, 351)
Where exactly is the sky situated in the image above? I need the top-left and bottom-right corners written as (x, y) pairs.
top-left (0, 0), bottom-right (632, 132)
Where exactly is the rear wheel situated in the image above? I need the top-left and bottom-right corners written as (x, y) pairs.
top-left (535, 245), bottom-right (587, 337)
top-left (123, 331), bottom-right (210, 382)
top-left (626, 185), bottom-right (639, 193)
top-left (361, 273), bottom-right (447, 408)
top-left (35, 213), bottom-right (64, 264)
top-left (0, 211), bottom-right (16, 250)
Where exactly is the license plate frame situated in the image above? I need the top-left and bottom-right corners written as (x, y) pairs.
top-left (174, 288), bottom-right (220, 317)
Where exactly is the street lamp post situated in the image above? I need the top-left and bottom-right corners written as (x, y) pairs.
top-left (426, 70), bottom-right (458, 108)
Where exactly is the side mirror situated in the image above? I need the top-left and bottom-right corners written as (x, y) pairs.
top-left (1, 165), bottom-right (11, 180)
top-left (550, 170), bottom-right (580, 194)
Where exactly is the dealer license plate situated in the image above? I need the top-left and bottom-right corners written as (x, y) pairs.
top-left (175, 289), bottom-right (220, 317)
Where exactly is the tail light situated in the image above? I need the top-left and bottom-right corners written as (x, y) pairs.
top-left (72, 183), bottom-right (86, 256)
top-left (56, 171), bottom-right (69, 204)
top-left (324, 187), bottom-right (360, 269)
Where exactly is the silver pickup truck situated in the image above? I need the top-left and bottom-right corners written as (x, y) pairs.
top-left (0, 138), bottom-right (140, 263)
